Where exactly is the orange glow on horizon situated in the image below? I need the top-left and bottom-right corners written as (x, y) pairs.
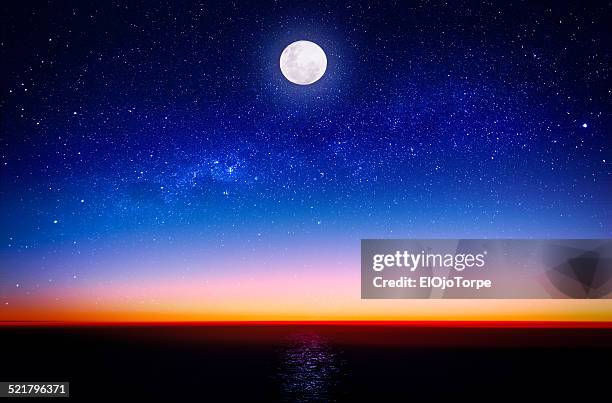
top-left (2, 268), bottom-right (611, 323)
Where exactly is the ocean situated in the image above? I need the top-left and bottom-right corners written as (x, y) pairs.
top-left (1, 324), bottom-right (610, 401)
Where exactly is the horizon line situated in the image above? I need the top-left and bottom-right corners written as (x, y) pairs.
top-left (2, 320), bottom-right (612, 328)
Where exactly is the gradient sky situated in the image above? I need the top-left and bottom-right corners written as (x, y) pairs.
top-left (1, 0), bottom-right (611, 321)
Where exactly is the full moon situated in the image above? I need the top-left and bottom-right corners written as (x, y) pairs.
top-left (280, 40), bottom-right (327, 85)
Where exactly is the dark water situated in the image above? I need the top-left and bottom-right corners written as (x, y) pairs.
top-left (1, 325), bottom-right (611, 401)
top-left (277, 332), bottom-right (346, 402)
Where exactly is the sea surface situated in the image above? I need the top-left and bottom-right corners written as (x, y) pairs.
top-left (1, 324), bottom-right (611, 401)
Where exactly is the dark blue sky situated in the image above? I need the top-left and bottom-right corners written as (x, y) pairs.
top-left (1, 1), bottom-right (611, 292)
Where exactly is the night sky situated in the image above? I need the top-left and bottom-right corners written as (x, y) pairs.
top-left (1, 1), bottom-right (611, 320)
